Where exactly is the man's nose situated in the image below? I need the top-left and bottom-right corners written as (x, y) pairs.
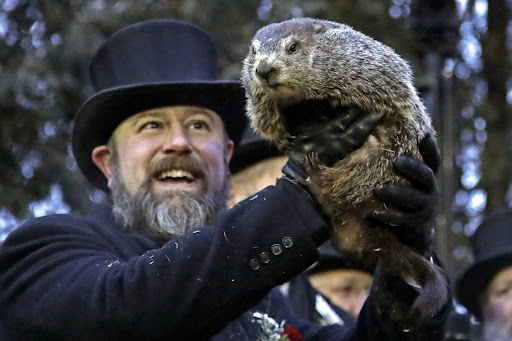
top-left (161, 126), bottom-right (192, 154)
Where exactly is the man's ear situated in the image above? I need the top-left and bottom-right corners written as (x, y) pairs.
top-left (92, 145), bottom-right (114, 188)
top-left (226, 140), bottom-right (234, 163)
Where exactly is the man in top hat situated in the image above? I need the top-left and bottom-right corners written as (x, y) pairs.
top-left (0, 19), bottom-right (450, 340)
top-left (292, 242), bottom-right (374, 325)
top-left (455, 208), bottom-right (512, 341)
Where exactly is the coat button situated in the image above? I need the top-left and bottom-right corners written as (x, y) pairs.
top-left (271, 244), bottom-right (283, 255)
top-left (282, 236), bottom-right (294, 248)
top-left (260, 252), bottom-right (271, 264)
top-left (249, 259), bottom-right (260, 270)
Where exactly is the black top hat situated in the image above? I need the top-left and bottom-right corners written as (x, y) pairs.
top-left (72, 19), bottom-right (247, 192)
top-left (308, 242), bottom-right (374, 275)
top-left (455, 208), bottom-right (512, 320)
top-left (228, 126), bottom-right (282, 174)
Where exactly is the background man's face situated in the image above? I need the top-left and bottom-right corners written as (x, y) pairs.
top-left (308, 269), bottom-right (373, 319)
top-left (111, 106), bottom-right (233, 200)
top-left (228, 155), bottom-right (287, 208)
top-left (482, 265), bottom-right (512, 340)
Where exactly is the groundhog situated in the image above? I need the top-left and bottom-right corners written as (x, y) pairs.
top-left (241, 17), bottom-right (448, 318)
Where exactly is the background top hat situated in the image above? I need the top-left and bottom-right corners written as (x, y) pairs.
top-left (229, 126), bottom-right (282, 174)
top-left (455, 208), bottom-right (512, 319)
top-left (72, 19), bottom-right (247, 192)
top-left (308, 242), bottom-right (374, 275)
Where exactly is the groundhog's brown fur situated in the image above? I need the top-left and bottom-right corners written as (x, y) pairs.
top-left (241, 17), bottom-right (448, 319)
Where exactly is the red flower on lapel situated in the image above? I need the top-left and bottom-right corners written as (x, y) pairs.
top-left (281, 325), bottom-right (304, 341)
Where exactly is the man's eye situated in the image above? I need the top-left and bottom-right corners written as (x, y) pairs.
top-left (334, 286), bottom-right (353, 296)
top-left (190, 121), bottom-right (209, 130)
top-left (141, 121), bottom-right (162, 130)
top-left (496, 287), bottom-right (512, 297)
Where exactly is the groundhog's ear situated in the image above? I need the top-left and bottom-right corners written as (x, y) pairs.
top-left (313, 24), bottom-right (327, 34)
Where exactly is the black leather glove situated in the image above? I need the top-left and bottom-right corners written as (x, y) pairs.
top-left (370, 134), bottom-right (440, 255)
top-left (282, 107), bottom-right (385, 181)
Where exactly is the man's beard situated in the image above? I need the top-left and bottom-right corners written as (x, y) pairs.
top-left (482, 318), bottom-right (512, 341)
top-left (482, 306), bottom-right (512, 341)
top-left (110, 155), bottom-right (231, 241)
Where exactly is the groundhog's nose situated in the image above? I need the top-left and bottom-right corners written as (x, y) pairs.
top-left (255, 60), bottom-right (276, 80)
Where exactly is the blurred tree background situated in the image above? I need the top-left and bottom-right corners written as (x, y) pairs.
top-left (0, 0), bottom-right (511, 297)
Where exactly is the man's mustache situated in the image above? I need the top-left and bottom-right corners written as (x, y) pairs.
top-left (143, 155), bottom-right (208, 185)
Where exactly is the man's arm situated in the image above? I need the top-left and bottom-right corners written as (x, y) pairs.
top-left (0, 179), bottom-right (325, 340)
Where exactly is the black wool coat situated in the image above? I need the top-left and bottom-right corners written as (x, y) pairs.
top-left (0, 179), bottom-right (449, 340)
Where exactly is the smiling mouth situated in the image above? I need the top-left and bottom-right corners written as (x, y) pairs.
top-left (156, 169), bottom-right (197, 183)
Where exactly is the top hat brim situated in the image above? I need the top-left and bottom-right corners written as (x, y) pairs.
top-left (229, 139), bottom-right (282, 174)
top-left (307, 254), bottom-right (375, 275)
top-left (72, 81), bottom-right (247, 192)
top-left (455, 252), bottom-right (512, 320)
top-left (307, 242), bottom-right (374, 275)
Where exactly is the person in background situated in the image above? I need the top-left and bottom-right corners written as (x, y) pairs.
top-left (455, 208), bottom-right (512, 341)
top-left (298, 243), bottom-right (373, 324)
top-left (0, 19), bottom-right (450, 340)
top-left (228, 128), bottom-right (285, 208)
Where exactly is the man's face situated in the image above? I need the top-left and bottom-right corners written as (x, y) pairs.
top-left (308, 269), bottom-right (373, 319)
top-left (482, 265), bottom-right (512, 341)
top-left (111, 106), bottom-right (232, 198)
top-left (92, 106), bottom-right (234, 239)
top-left (228, 155), bottom-right (287, 208)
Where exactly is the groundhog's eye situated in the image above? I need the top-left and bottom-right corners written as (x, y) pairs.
top-left (287, 43), bottom-right (298, 54)
top-left (251, 45), bottom-right (256, 54)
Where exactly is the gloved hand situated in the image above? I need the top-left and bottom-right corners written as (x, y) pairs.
top-left (282, 107), bottom-right (386, 181)
top-left (370, 134), bottom-right (440, 255)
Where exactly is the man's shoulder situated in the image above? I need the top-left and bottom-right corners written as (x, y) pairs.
top-left (5, 205), bottom-right (117, 244)
top-left (14, 213), bottom-right (89, 234)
